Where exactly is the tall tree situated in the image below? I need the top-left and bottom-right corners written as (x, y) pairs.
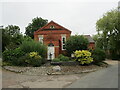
top-left (92, 34), bottom-right (104, 49)
top-left (5, 25), bottom-right (20, 36)
top-left (2, 25), bottom-right (22, 51)
top-left (25, 17), bottom-right (48, 38)
top-left (96, 8), bottom-right (120, 59)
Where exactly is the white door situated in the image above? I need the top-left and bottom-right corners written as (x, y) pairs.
top-left (47, 46), bottom-right (55, 60)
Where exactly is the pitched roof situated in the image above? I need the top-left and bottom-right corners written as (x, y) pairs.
top-left (35, 20), bottom-right (71, 33)
top-left (84, 35), bottom-right (95, 43)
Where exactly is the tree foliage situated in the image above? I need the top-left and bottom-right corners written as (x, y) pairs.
top-left (96, 8), bottom-right (120, 59)
top-left (65, 35), bottom-right (89, 56)
top-left (4, 25), bottom-right (20, 36)
top-left (25, 17), bottom-right (48, 38)
top-left (2, 25), bottom-right (23, 51)
top-left (92, 34), bottom-right (104, 49)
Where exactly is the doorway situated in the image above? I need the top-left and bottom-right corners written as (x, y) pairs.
top-left (47, 43), bottom-right (55, 60)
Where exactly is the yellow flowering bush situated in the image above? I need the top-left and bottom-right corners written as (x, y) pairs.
top-left (29, 52), bottom-right (38, 57)
top-left (29, 52), bottom-right (41, 59)
top-left (18, 52), bottom-right (42, 66)
top-left (74, 50), bottom-right (93, 65)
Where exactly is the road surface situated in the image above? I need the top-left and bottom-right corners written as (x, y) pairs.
top-left (66, 60), bottom-right (118, 88)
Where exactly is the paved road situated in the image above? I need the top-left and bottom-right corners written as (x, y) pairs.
top-left (66, 61), bottom-right (118, 88)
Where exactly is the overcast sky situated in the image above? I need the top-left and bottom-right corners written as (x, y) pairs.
top-left (0, 0), bottom-right (119, 35)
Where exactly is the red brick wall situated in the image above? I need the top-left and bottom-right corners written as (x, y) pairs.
top-left (88, 42), bottom-right (95, 49)
top-left (34, 32), bottom-right (70, 58)
top-left (34, 33), bottom-right (95, 58)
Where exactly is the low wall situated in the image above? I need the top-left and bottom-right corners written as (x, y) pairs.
top-left (51, 61), bottom-right (79, 66)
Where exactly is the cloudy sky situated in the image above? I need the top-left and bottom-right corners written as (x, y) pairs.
top-left (0, 0), bottom-right (119, 35)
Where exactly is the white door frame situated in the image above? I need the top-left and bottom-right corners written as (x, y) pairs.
top-left (47, 46), bottom-right (55, 60)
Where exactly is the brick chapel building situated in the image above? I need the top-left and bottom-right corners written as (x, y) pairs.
top-left (34, 21), bottom-right (95, 60)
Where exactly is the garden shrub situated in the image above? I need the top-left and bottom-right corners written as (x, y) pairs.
top-left (20, 40), bottom-right (47, 58)
top-left (74, 50), bottom-right (93, 65)
top-left (3, 45), bottom-right (45, 66)
top-left (52, 54), bottom-right (70, 62)
top-left (3, 47), bottom-right (25, 62)
top-left (58, 54), bottom-right (69, 61)
top-left (6, 42), bottom-right (19, 50)
top-left (52, 58), bottom-right (60, 62)
top-left (18, 52), bottom-right (42, 66)
top-left (2, 62), bottom-right (13, 66)
top-left (27, 52), bottom-right (43, 66)
top-left (91, 48), bottom-right (106, 64)
top-left (3, 50), bottom-right (12, 62)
